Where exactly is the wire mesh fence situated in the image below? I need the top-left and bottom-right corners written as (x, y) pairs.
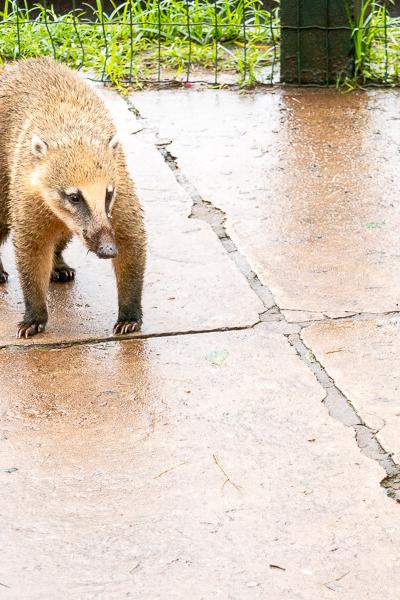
top-left (0, 0), bottom-right (280, 87)
top-left (1, 1), bottom-right (400, 88)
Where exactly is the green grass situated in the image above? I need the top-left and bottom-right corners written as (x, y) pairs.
top-left (345, 0), bottom-right (400, 88)
top-left (0, 0), bottom-right (280, 88)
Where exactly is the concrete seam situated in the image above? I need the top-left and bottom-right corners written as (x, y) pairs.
top-left (158, 146), bottom-right (278, 319)
top-left (125, 96), bottom-right (400, 502)
top-left (0, 323), bottom-right (259, 353)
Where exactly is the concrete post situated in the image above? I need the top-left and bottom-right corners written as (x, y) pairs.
top-left (280, 0), bottom-right (355, 84)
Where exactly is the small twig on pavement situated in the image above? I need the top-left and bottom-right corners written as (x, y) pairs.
top-left (333, 571), bottom-right (351, 583)
top-left (154, 461), bottom-right (188, 479)
top-left (269, 564), bottom-right (286, 571)
top-left (323, 570), bottom-right (351, 591)
top-left (213, 453), bottom-right (242, 492)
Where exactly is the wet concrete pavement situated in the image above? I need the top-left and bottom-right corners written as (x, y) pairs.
top-left (3, 85), bottom-right (400, 598)
top-left (134, 89), bottom-right (400, 316)
top-left (3, 330), bottom-right (400, 599)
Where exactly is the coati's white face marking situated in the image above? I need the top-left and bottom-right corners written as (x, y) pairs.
top-left (55, 181), bottom-right (116, 243)
top-left (64, 187), bottom-right (79, 196)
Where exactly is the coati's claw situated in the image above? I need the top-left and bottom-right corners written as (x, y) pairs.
top-left (113, 321), bottom-right (140, 335)
top-left (17, 321), bottom-right (46, 339)
top-left (51, 266), bottom-right (75, 283)
top-left (0, 270), bottom-right (9, 284)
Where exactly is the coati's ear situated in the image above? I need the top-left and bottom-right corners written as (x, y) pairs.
top-left (108, 134), bottom-right (120, 152)
top-left (32, 135), bottom-right (48, 158)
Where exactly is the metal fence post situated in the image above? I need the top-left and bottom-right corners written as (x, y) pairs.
top-left (280, 0), bottom-right (355, 84)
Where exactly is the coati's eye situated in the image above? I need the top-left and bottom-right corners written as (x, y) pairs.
top-left (60, 189), bottom-right (84, 207)
top-left (67, 192), bottom-right (82, 205)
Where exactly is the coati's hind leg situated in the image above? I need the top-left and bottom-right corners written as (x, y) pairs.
top-left (0, 227), bottom-right (10, 284)
top-left (51, 237), bottom-right (75, 283)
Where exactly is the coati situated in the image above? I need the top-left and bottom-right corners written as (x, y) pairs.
top-left (0, 58), bottom-right (146, 338)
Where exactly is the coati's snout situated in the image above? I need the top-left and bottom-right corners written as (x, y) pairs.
top-left (83, 226), bottom-right (118, 259)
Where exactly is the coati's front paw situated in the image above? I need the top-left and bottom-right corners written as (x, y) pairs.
top-left (51, 265), bottom-right (75, 283)
top-left (17, 319), bottom-right (46, 339)
top-left (114, 305), bottom-right (142, 335)
top-left (0, 270), bottom-right (8, 284)
top-left (113, 321), bottom-right (141, 335)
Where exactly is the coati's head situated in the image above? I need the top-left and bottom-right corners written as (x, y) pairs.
top-left (29, 133), bottom-right (120, 259)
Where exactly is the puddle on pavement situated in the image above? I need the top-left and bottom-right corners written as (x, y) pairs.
top-left (0, 341), bottom-right (162, 469)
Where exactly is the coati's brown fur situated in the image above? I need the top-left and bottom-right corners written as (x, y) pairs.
top-left (0, 58), bottom-right (146, 338)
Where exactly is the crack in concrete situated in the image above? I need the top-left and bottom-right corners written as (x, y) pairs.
top-left (290, 332), bottom-right (400, 494)
top-left (159, 146), bottom-right (276, 317)
top-left (0, 323), bottom-right (257, 354)
top-left (283, 309), bottom-right (400, 326)
top-left (134, 105), bottom-right (400, 503)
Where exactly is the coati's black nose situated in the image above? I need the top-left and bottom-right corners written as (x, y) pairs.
top-left (97, 242), bottom-right (118, 259)
top-left (85, 227), bottom-right (117, 259)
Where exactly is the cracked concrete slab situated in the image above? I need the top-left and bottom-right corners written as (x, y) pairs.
top-left (302, 318), bottom-right (400, 465)
top-left (132, 88), bottom-right (400, 315)
top-left (0, 89), bottom-right (263, 346)
top-left (1, 329), bottom-right (400, 599)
